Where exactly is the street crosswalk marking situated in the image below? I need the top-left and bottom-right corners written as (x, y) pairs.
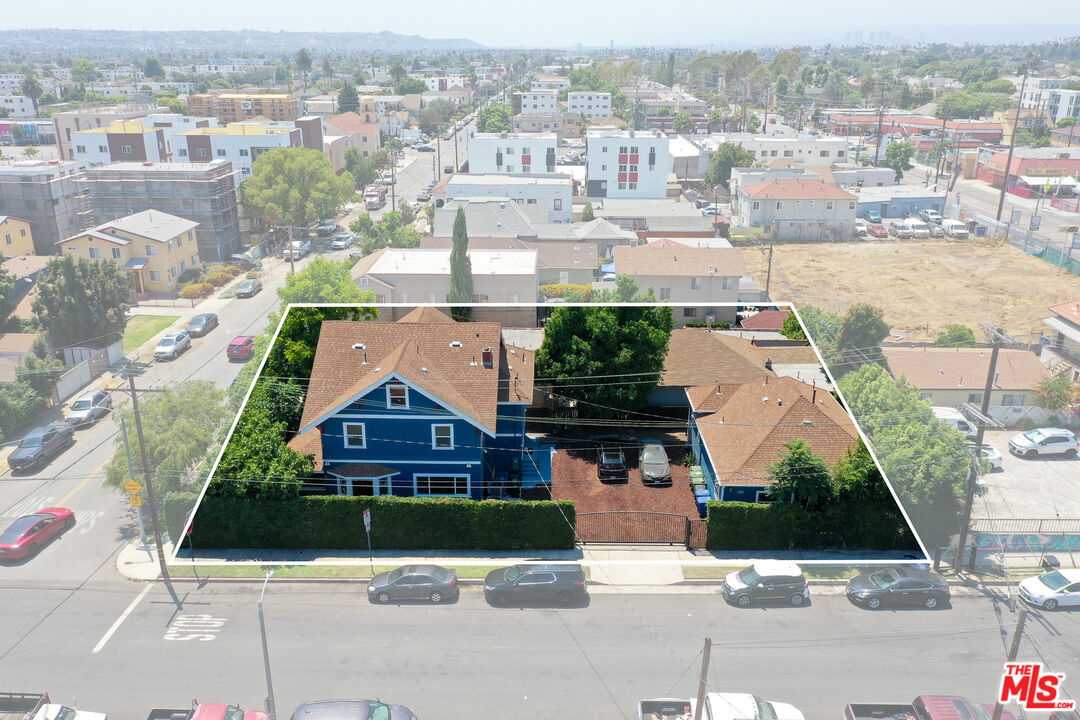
top-left (164, 614), bottom-right (227, 641)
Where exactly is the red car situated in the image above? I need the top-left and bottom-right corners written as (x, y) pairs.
top-left (0, 507), bottom-right (75, 560)
top-left (227, 335), bottom-right (255, 362)
top-left (868, 223), bottom-right (888, 238)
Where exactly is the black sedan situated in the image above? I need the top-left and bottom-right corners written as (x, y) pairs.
top-left (185, 312), bottom-right (219, 337)
top-left (846, 567), bottom-right (951, 609)
top-left (368, 564), bottom-right (458, 604)
top-left (7, 422), bottom-right (75, 473)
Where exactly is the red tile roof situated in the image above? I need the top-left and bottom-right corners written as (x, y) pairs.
top-left (1048, 299), bottom-right (1080, 327)
top-left (613, 245), bottom-right (746, 277)
top-left (738, 178), bottom-right (856, 201)
top-left (325, 112), bottom-right (379, 137)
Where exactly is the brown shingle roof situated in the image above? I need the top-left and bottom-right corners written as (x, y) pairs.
top-left (325, 112), bottom-right (379, 137)
top-left (299, 320), bottom-right (534, 436)
top-left (747, 342), bottom-right (820, 365)
top-left (613, 245), bottom-right (746, 277)
top-left (739, 178), bottom-right (856, 201)
top-left (692, 376), bottom-right (858, 486)
top-left (287, 427), bottom-right (323, 471)
top-left (739, 310), bottom-right (789, 331)
top-left (661, 329), bottom-right (774, 387)
top-left (882, 346), bottom-right (1051, 391)
top-left (1, 255), bottom-right (50, 280)
top-left (399, 306), bottom-right (454, 323)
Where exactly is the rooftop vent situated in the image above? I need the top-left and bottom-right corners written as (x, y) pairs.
top-left (352, 343), bottom-right (366, 350)
top-left (471, 356), bottom-right (478, 366)
top-left (762, 396), bottom-right (769, 403)
top-left (422, 367), bottom-right (429, 373)
top-left (803, 419), bottom-right (812, 425)
top-left (450, 341), bottom-right (463, 348)
top-left (777, 398), bottom-right (783, 406)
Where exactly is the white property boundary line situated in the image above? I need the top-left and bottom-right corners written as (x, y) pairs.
top-left (92, 582), bottom-right (154, 654)
top-left (164, 558), bottom-right (927, 568)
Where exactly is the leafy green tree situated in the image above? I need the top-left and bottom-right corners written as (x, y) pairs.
top-left (1035, 373), bottom-right (1079, 412)
top-left (356, 211), bottom-right (420, 255)
top-left (349, 213), bottom-right (374, 236)
top-left (338, 81), bottom-right (359, 113)
top-left (780, 310), bottom-right (806, 340)
top-left (885, 140), bottom-right (916, 181)
top-left (296, 48), bottom-right (313, 88)
top-left (70, 59), bottom-right (100, 91)
top-left (835, 304), bottom-right (890, 374)
top-left (278, 256), bottom-right (374, 306)
top-left (32, 254), bottom-right (129, 348)
top-left (212, 399), bottom-right (314, 499)
top-left (582, 202), bottom-right (595, 222)
top-left (16, 336), bottom-right (64, 400)
top-left (775, 74), bottom-right (789, 98)
top-left (263, 304), bottom-right (376, 385)
top-left (838, 363), bottom-right (971, 546)
top-left (389, 62), bottom-right (407, 85)
top-left (143, 56), bottom-right (165, 80)
top-left (477, 103), bottom-right (512, 133)
top-left (0, 380), bottom-right (41, 441)
top-left (831, 438), bottom-right (890, 503)
top-left (0, 266), bottom-right (15, 328)
top-left (321, 57), bottom-right (333, 78)
top-left (768, 438), bottom-right (834, 511)
top-left (395, 77), bottom-right (427, 95)
top-left (449, 207), bottom-right (473, 321)
top-left (705, 142), bottom-right (757, 186)
top-left (104, 381), bottom-right (231, 501)
top-left (934, 324), bottom-right (976, 348)
top-left (536, 304), bottom-right (673, 420)
top-left (671, 112), bottom-right (695, 134)
top-left (157, 95), bottom-right (187, 114)
top-left (240, 147), bottom-right (354, 229)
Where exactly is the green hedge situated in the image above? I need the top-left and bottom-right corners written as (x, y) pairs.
top-left (171, 493), bottom-right (577, 550)
top-left (706, 500), bottom-right (915, 551)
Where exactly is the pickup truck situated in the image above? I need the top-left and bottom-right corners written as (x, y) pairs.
top-left (1, 693), bottom-right (107, 720)
top-left (281, 239), bottom-right (311, 260)
top-left (842, 696), bottom-right (1016, 720)
top-left (639, 693), bottom-right (804, 720)
top-left (147, 701), bottom-right (268, 720)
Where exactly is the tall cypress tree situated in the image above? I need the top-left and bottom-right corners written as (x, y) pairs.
top-left (338, 81), bottom-right (359, 114)
top-left (448, 207), bottom-right (473, 322)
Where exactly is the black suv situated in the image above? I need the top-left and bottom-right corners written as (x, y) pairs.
top-left (8, 422), bottom-right (76, 473)
top-left (722, 561), bottom-right (810, 607)
top-left (598, 444), bottom-right (628, 482)
top-left (484, 564), bottom-right (587, 606)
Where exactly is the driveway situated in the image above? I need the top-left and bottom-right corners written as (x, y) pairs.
top-left (973, 430), bottom-right (1080, 520)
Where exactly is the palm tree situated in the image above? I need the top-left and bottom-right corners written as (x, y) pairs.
top-left (296, 48), bottom-right (313, 89)
top-left (21, 75), bottom-right (44, 114)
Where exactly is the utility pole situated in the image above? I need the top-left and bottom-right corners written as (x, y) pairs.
top-left (955, 324), bottom-right (1015, 571)
top-left (873, 80), bottom-right (887, 167)
top-left (990, 608), bottom-right (1028, 720)
top-left (258, 570), bottom-right (278, 720)
top-left (119, 414), bottom-right (150, 558)
top-left (123, 361), bottom-right (181, 608)
top-left (762, 80), bottom-right (769, 133)
top-left (286, 225), bottom-right (294, 275)
top-left (935, 110), bottom-right (948, 187)
top-left (454, 130), bottom-right (459, 173)
top-left (693, 637), bottom-right (712, 720)
top-left (436, 124), bottom-right (442, 181)
top-left (390, 152), bottom-right (396, 213)
top-left (997, 59), bottom-right (1031, 222)
top-left (764, 243), bottom-right (774, 298)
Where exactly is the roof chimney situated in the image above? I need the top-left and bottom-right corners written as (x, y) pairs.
top-left (481, 348), bottom-right (493, 368)
top-left (764, 358), bottom-right (773, 370)
top-left (777, 398), bottom-right (783, 406)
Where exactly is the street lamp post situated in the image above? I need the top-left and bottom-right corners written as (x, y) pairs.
top-left (258, 570), bottom-right (278, 720)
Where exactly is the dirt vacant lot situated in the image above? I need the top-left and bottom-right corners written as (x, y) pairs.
top-left (742, 239), bottom-right (1080, 342)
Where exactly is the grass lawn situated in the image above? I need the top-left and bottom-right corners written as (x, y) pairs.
top-left (166, 564), bottom-right (507, 580)
top-left (123, 315), bottom-right (179, 352)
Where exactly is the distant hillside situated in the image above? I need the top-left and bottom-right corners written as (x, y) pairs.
top-left (0, 29), bottom-right (484, 58)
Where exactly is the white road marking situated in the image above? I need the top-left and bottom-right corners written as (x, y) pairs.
top-left (164, 614), bottom-right (227, 641)
top-left (77, 510), bottom-right (106, 534)
top-left (92, 583), bottom-right (154, 654)
top-left (2, 495), bottom-right (56, 519)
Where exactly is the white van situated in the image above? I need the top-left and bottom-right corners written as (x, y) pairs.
top-left (932, 406), bottom-right (978, 440)
top-left (903, 218), bottom-right (930, 238)
top-left (941, 219), bottom-right (969, 239)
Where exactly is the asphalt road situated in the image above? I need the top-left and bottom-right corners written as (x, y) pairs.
top-left (0, 581), bottom-right (1076, 719)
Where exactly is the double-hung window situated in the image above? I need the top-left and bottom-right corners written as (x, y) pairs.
top-left (432, 424), bottom-right (454, 450)
top-left (387, 384), bottom-right (408, 409)
top-left (343, 422), bottom-right (366, 448)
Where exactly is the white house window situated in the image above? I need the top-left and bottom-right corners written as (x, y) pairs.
top-left (849, 201), bottom-right (856, 210)
top-left (1001, 394), bottom-right (1025, 406)
top-left (968, 393), bottom-right (984, 404)
top-left (691, 277), bottom-right (702, 290)
top-left (659, 288), bottom-right (671, 300)
top-left (554, 199), bottom-right (562, 211)
top-left (148, 270), bottom-right (161, 282)
top-left (343, 422), bottom-right (367, 448)
top-left (195, 147), bottom-right (208, 157)
top-left (76, 145), bottom-right (86, 153)
top-left (121, 145), bottom-right (133, 154)
top-left (683, 308), bottom-right (697, 317)
top-left (432, 424), bottom-right (454, 449)
top-left (239, 149), bottom-right (249, 156)
top-left (753, 201), bottom-right (760, 210)
top-left (145, 244), bottom-right (157, 256)
top-left (387, 384), bottom-right (408, 408)
top-left (415, 474), bottom-right (469, 496)
top-left (98, 145), bottom-right (108, 153)
top-left (217, 149), bottom-right (226, 157)
top-left (722, 278), bottom-right (732, 290)
top-left (88, 247), bottom-right (102, 259)
top-left (178, 148), bottom-right (188, 156)
top-left (776, 201), bottom-right (783, 210)
top-left (826, 201), bottom-right (834, 210)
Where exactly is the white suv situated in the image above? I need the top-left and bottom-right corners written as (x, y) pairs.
top-left (1009, 427), bottom-right (1079, 458)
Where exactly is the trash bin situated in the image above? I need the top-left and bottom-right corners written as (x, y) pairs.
top-left (1041, 555), bottom-right (1060, 571)
top-left (693, 488), bottom-right (711, 518)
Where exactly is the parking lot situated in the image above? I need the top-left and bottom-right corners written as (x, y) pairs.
top-left (973, 430), bottom-right (1080, 520)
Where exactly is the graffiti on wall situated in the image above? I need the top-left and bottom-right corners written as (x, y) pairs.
top-left (973, 533), bottom-right (1080, 552)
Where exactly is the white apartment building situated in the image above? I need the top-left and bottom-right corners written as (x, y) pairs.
top-left (567, 91), bottom-right (612, 119)
top-left (585, 129), bottom-right (673, 199)
top-left (468, 133), bottom-right (558, 174)
top-left (698, 134), bottom-right (849, 176)
top-left (0, 74), bottom-right (26, 93)
top-left (0, 95), bottom-right (37, 118)
top-left (1047, 90), bottom-right (1080, 124)
top-left (174, 123), bottom-right (302, 181)
top-left (432, 173), bottom-right (573, 223)
top-left (516, 90), bottom-right (558, 114)
top-left (531, 75), bottom-right (571, 92)
top-left (422, 75), bottom-right (468, 92)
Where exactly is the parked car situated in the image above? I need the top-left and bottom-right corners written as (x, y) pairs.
top-left (484, 564), bottom-right (587, 606)
top-left (854, 220), bottom-right (868, 237)
top-left (902, 218), bottom-right (931, 238)
top-left (227, 335), bottom-right (255, 362)
top-left (235, 278), bottom-right (263, 298)
top-left (416, 189), bottom-right (432, 202)
top-left (941, 219), bottom-right (969, 239)
top-left (1019, 569), bottom-right (1080, 610)
top-left (722, 561), bottom-right (810, 607)
top-left (282, 239), bottom-right (312, 260)
top-left (597, 444), bottom-right (629, 482)
top-left (1009, 427), bottom-right (1079, 458)
top-left (7, 423), bottom-right (76, 473)
top-left (290, 700), bottom-right (417, 720)
top-left (928, 223), bottom-right (946, 238)
top-left (845, 696), bottom-right (1015, 720)
top-left (969, 442), bottom-right (1003, 471)
top-left (154, 330), bottom-right (191, 360)
top-left (702, 206), bottom-right (722, 217)
top-left (888, 220), bottom-right (913, 239)
top-left (228, 254), bottom-right (263, 272)
top-left (863, 209), bottom-right (882, 223)
top-left (185, 313), bottom-right (219, 338)
top-left (867, 223), bottom-right (888, 238)
top-left (66, 389), bottom-right (112, 427)
top-left (381, 170), bottom-right (394, 184)
top-left (845, 567), bottom-right (951, 609)
top-left (330, 233), bottom-right (354, 250)
top-left (367, 564), bottom-right (458, 604)
top-left (638, 440), bottom-right (672, 485)
top-left (444, 164), bottom-right (455, 175)
top-left (0, 507), bottom-right (75, 560)
top-left (918, 209), bottom-right (944, 224)
top-left (416, 144), bottom-right (435, 152)
top-left (316, 221), bottom-right (339, 237)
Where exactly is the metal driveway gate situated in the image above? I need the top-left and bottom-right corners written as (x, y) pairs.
top-left (576, 511), bottom-right (697, 547)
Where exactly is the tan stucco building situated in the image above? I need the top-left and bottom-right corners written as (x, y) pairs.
top-left (0, 216), bottom-right (35, 257)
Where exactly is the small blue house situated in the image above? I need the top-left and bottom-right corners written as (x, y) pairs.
top-left (288, 307), bottom-right (550, 500)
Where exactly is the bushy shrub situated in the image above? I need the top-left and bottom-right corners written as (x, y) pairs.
top-left (539, 283), bottom-right (593, 301)
top-left (205, 272), bottom-right (234, 287)
top-left (176, 267), bottom-right (203, 284)
top-left (706, 500), bottom-right (914, 551)
top-left (224, 265), bottom-right (243, 275)
top-left (179, 283), bottom-right (213, 299)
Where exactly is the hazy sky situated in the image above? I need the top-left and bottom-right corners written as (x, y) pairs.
top-left (7, 0), bottom-right (1075, 47)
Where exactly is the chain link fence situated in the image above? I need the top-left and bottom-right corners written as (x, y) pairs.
top-left (946, 197), bottom-right (1080, 276)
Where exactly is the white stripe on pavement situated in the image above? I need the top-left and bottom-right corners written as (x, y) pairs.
top-left (92, 583), bottom-right (154, 654)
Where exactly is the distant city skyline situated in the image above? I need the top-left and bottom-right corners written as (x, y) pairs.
top-left (6, 1), bottom-right (1080, 49)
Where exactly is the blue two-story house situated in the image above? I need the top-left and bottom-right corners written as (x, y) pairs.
top-left (288, 307), bottom-right (550, 500)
